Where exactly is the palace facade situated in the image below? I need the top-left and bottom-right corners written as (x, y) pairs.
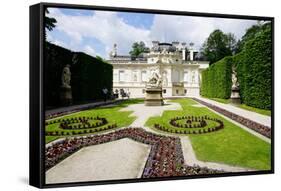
top-left (107, 41), bottom-right (209, 98)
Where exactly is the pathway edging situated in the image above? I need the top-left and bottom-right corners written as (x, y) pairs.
top-left (193, 98), bottom-right (271, 138)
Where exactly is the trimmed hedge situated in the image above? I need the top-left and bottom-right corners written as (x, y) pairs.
top-left (200, 56), bottom-right (232, 99)
top-left (45, 42), bottom-right (113, 108)
top-left (201, 23), bottom-right (272, 110)
top-left (233, 24), bottom-right (272, 110)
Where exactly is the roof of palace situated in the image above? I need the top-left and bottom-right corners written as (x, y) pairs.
top-left (107, 41), bottom-right (208, 62)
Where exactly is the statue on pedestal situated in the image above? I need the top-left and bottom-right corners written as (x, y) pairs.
top-left (231, 68), bottom-right (239, 88)
top-left (146, 72), bottom-right (162, 89)
top-left (61, 64), bottom-right (71, 89)
top-left (60, 54), bottom-right (76, 106)
top-left (145, 72), bottom-right (164, 106)
top-left (230, 66), bottom-right (241, 104)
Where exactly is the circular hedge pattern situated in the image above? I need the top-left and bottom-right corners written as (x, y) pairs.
top-left (154, 115), bottom-right (224, 134)
top-left (59, 116), bottom-right (108, 130)
top-left (45, 116), bottom-right (117, 136)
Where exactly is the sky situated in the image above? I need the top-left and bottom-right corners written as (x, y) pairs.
top-left (46, 8), bottom-right (259, 58)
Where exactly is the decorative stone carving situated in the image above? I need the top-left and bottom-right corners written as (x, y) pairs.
top-left (145, 72), bottom-right (164, 106)
top-left (231, 67), bottom-right (239, 88)
top-left (146, 72), bottom-right (162, 88)
top-left (230, 66), bottom-right (241, 104)
top-left (61, 65), bottom-right (71, 89)
top-left (60, 55), bottom-right (76, 106)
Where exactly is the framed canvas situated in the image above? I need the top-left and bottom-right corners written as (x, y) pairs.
top-left (29, 2), bottom-right (274, 188)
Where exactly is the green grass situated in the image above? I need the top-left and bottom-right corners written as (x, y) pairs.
top-left (45, 99), bottom-right (143, 143)
top-left (206, 97), bottom-right (271, 116)
top-left (238, 104), bottom-right (271, 116)
top-left (209, 97), bottom-right (230, 104)
top-left (146, 98), bottom-right (271, 170)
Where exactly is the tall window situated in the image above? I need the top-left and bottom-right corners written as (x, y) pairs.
top-left (132, 71), bottom-right (138, 82)
top-left (119, 70), bottom-right (125, 82)
top-left (141, 71), bottom-right (147, 82)
top-left (184, 72), bottom-right (188, 82)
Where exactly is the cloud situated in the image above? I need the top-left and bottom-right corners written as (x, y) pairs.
top-left (48, 8), bottom-right (150, 58)
top-left (47, 8), bottom-right (257, 58)
top-left (83, 45), bottom-right (96, 56)
top-left (149, 15), bottom-right (257, 49)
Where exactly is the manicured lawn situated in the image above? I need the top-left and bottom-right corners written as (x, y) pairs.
top-left (238, 104), bottom-right (271, 116)
top-left (45, 99), bottom-right (143, 143)
top-left (146, 98), bottom-right (271, 170)
top-left (209, 97), bottom-right (230, 104)
top-left (207, 97), bottom-right (271, 116)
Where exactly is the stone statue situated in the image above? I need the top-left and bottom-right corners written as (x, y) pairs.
top-left (230, 66), bottom-right (241, 104)
top-left (61, 64), bottom-right (71, 89)
top-left (232, 66), bottom-right (239, 88)
top-left (147, 72), bottom-right (162, 88)
top-left (145, 71), bottom-right (164, 106)
top-left (110, 43), bottom-right (117, 57)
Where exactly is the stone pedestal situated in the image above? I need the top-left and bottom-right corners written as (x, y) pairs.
top-left (145, 88), bottom-right (164, 106)
top-left (60, 86), bottom-right (73, 106)
top-left (230, 86), bottom-right (241, 104)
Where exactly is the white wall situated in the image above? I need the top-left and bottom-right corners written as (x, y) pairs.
top-left (1, 1), bottom-right (280, 191)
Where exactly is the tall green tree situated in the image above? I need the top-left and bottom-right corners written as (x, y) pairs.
top-left (129, 41), bottom-right (149, 58)
top-left (45, 9), bottom-right (57, 31)
top-left (45, 9), bottom-right (57, 40)
top-left (236, 21), bottom-right (270, 53)
top-left (202, 29), bottom-right (236, 64)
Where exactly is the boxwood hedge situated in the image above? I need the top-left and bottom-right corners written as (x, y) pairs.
top-left (45, 42), bottom-right (113, 108)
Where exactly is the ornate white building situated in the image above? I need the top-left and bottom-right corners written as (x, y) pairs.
top-left (107, 41), bottom-right (209, 98)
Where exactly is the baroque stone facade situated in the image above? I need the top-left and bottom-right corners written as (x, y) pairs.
top-left (107, 41), bottom-right (209, 98)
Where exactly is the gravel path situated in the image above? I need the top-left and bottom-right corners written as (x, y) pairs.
top-left (120, 100), bottom-right (182, 127)
top-left (46, 138), bottom-right (151, 184)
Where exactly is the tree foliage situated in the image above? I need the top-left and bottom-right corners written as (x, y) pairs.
top-left (235, 21), bottom-right (269, 53)
top-left (202, 29), bottom-right (237, 64)
top-left (129, 41), bottom-right (149, 58)
top-left (234, 22), bottom-right (272, 109)
top-left (45, 9), bottom-right (57, 32)
top-left (201, 22), bottom-right (272, 110)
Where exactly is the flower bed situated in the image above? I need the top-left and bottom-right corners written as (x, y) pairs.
top-left (45, 116), bottom-right (117, 136)
top-left (154, 115), bottom-right (224, 135)
top-left (45, 128), bottom-right (223, 177)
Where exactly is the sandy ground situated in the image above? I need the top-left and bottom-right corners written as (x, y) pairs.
top-left (46, 138), bottom-right (151, 184)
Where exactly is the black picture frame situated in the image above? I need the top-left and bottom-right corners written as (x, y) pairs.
top-left (29, 2), bottom-right (274, 189)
